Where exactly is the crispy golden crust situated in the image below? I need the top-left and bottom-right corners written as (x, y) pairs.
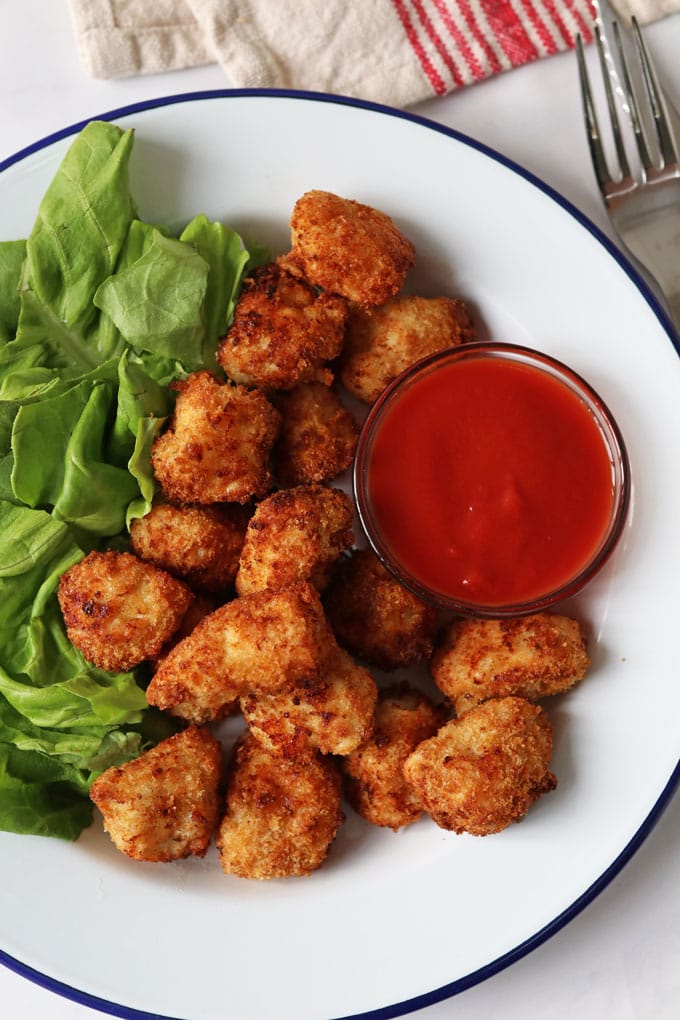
top-left (216, 733), bottom-right (344, 879)
top-left (323, 548), bottom-right (438, 671)
top-left (340, 295), bottom-right (476, 404)
top-left (152, 596), bottom-right (242, 719)
top-left (217, 263), bottom-right (348, 390)
top-left (58, 550), bottom-right (193, 673)
top-left (272, 381), bottom-right (360, 487)
top-left (146, 581), bottom-right (336, 724)
top-left (90, 726), bottom-right (222, 861)
top-left (403, 697), bottom-right (557, 836)
top-left (130, 502), bottom-right (249, 593)
top-left (235, 484), bottom-right (354, 596)
top-left (151, 371), bottom-right (280, 505)
top-left (241, 646), bottom-right (377, 758)
top-left (431, 614), bottom-right (590, 716)
top-left (342, 684), bottom-right (444, 831)
top-left (279, 190), bottom-right (415, 310)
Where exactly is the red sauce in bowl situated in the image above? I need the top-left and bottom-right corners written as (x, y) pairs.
top-left (354, 344), bottom-right (629, 615)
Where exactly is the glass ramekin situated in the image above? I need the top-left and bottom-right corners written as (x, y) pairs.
top-left (353, 342), bottom-right (630, 618)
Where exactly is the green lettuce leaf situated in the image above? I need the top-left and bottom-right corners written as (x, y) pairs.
top-left (10, 121), bottom-right (135, 375)
top-left (0, 694), bottom-right (142, 770)
top-left (0, 743), bottom-right (94, 840)
top-left (125, 414), bottom-right (167, 526)
top-left (179, 214), bottom-right (250, 364)
top-left (22, 120), bottom-right (135, 338)
top-left (0, 403), bottom-right (18, 504)
top-left (93, 228), bottom-right (210, 367)
top-left (10, 374), bottom-right (139, 536)
top-left (108, 348), bottom-right (171, 460)
top-left (0, 239), bottom-right (26, 344)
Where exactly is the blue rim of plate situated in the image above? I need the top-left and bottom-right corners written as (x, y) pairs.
top-left (1, 87), bottom-right (679, 1020)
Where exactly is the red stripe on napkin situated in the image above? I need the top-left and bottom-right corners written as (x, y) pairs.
top-left (414, 0), bottom-right (488, 83)
top-left (478, 0), bottom-right (539, 64)
top-left (389, 0), bottom-right (449, 93)
top-left (444, 0), bottom-right (505, 76)
top-left (566, 0), bottom-right (596, 42)
top-left (541, 0), bottom-right (576, 45)
top-left (519, 0), bottom-right (560, 55)
top-left (411, 0), bottom-right (470, 85)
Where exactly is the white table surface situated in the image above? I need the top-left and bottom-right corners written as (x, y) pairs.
top-left (1, 3), bottom-right (680, 1019)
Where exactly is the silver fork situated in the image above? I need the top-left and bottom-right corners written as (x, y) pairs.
top-left (576, 19), bottom-right (680, 331)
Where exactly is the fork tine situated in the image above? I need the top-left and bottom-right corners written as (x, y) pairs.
top-left (631, 16), bottom-right (679, 169)
top-left (612, 21), bottom-right (654, 174)
top-left (576, 33), bottom-right (614, 192)
top-left (594, 23), bottom-right (632, 180)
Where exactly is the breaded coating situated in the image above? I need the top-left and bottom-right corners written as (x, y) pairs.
top-left (431, 614), bottom-right (590, 716)
top-left (89, 726), bottom-right (222, 861)
top-left (153, 596), bottom-right (241, 718)
top-left (342, 684), bottom-right (444, 831)
top-left (241, 646), bottom-right (377, 758)
top-left (279, 190), bottom-right (415, 310)
top-left (403, 697), bottom-right (557, 836)
top-left (154, 592), bottom-right (218, 661)
top-left (216, 733), bottom-right (343, 879)
top-left (58, 550), bottom-right (193, 673)
top-left (151, 371), bottom-right (280, 505)
top-left (217, 263), bottom-right (348, 390)
top-left (130, 501), bottom-right (249, 593)
top-left (172, 594), bottom-right (220, 638)
top-left (323, 548), bottom-right (438, 671)
top-left (340, 295), bottom-right (476, 404)
top-left (146, 582), bottom-right (335, 724)
top-left (235, 484), bottom-right (354, 596)
top-left (273, 381), bottom-right (360, 486)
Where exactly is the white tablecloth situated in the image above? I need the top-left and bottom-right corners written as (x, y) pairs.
top-left (1, 2), bottom-right (680, 1018)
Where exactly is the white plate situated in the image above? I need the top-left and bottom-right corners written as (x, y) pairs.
top-left (1, 90), bottom-right (680, 1020)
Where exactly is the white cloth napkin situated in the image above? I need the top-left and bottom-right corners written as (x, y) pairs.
top-left (67, 0), bottom-right (677, 107)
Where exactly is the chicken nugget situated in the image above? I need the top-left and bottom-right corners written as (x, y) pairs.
top-left (342, 684), bottom-right (444, 831)
top-left (236, 484), bottom-right (354, 596)
top-left (58, 550), bottom-right (193, 673)
top-left (340, 295), bottom-right (476, 404)
top-left (273, 381), bottom-right (360, 487)
top-left (217, 263), bottom-right (348, 390)
top-left (146, 581), bottom-right (335, 724)
top-left (241, 646), bottom-right (377, 758)
top-left (152, 595), bottom-right (242, 717)
top-left (403, 697), bottom-right (557, 836)
top-left (323, 548), bottom-right (438, 671)
top-left (431, 614), bottom-right (589, 716)
top-left (280, 190), bottom-right (415, 309)
top-left (151, 371), bottom-right (280, 505)
top-left (216, 733), bottom-right (343, 879)
top-left (90, 725), bottom-right (222, 861)
top-left (130, 502), bottom-right (249, 593)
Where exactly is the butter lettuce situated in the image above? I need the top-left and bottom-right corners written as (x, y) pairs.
top-left (94, 228), bottom-right (210, 368)
top-left (179, 214), bottom-right (251, 366)
top-left (0, 119), bottom-right (255, 839)
top-left (21, 120), bottom-right (135, 342)
top-left (0, 745), bottom-right (94, 840)
top-left (0, 239), bottom-right (26, 344)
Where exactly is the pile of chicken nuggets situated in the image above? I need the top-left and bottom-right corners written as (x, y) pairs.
top-left (57, 190), bottom-right (591, 879)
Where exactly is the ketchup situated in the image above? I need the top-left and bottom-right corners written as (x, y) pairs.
top-left (362, 351), bottom-right (618, 609)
